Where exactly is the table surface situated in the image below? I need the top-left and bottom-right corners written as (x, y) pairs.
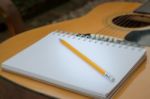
top-left (0, 2), bottom-right (150, 99)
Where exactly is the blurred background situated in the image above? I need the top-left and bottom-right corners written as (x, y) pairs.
top-left (0, 0), bottom-right (148, 42)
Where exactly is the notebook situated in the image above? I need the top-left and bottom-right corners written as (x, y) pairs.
top-left (1, 31), bottom-right (146, 99)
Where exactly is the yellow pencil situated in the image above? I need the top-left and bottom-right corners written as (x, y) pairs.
top-left (60, 39), bottom-right (115, 82)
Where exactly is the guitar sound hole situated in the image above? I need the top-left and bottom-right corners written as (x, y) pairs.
top-left (112, 14), bottom-right (150, 28)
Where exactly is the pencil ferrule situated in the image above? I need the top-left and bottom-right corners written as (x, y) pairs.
top-left (104, 72), bottom-right (115, 82)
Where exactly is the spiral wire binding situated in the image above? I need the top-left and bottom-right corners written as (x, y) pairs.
top-left (52, 30), bottom-right (144, 51)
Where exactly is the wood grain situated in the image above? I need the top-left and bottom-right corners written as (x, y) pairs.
top-left (0, 2), bottom-right (150, 99)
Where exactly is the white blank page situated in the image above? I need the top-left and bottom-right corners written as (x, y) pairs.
top-left (2, 31), bottom-right (146, 98)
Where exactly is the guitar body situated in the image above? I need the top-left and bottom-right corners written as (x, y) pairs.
top-left (48, 1), bottom-right (149, 45)
top-left (44, 2), bottom-right (149, 39)
top-left (0, 2), bottom-right (150, 99)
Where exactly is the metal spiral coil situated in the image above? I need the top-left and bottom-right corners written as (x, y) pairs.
top-left (52, 30), bottom-right (144, 51)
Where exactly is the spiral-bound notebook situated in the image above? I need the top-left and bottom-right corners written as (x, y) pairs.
top-left (1, 31), bottom-right (146, 99)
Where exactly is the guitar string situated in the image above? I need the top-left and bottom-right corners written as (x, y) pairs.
top-left (110, 15), bottom-right (131, 35)
top-left (120, 15), bottom-right (137, 28)
top-left (97, 13), bottom-right (149, 35)
top-left (108, 15), bottom-right (131, 35)
top-left (84, 4), bottom-right (145, 37)
top-left (94, 4), bottom-right (139, 36)
top-left (115, 15), bottom-right (130, 27)
top-left (95, 12), bottom-right (144, 36)
top-left (95, 15), bottom-right (131, 36)
top-left (107, 15), bottom-right (132, 35)
top-left (111, 15), bottom-right (141, 32)
top-left (94, 9), bottom-right (129, 34)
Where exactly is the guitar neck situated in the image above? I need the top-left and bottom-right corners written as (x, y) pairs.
top-left (134, 1), bottom-right (150, 14)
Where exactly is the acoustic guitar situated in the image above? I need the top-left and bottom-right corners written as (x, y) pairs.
top-left (0, 1), bottom-right (150, 99)
top-left (81, 1), bottom-right (150, 46)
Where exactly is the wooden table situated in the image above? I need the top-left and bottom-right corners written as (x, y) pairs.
top-left (0, 2), bottom-right (150, 99)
